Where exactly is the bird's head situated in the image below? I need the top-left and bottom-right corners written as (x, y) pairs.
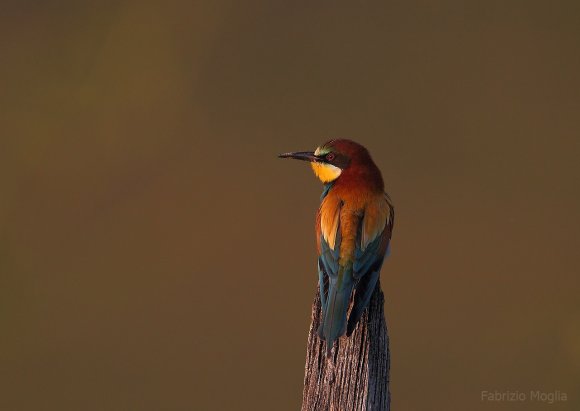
top-left (279, 139), bottom-right (382, 186)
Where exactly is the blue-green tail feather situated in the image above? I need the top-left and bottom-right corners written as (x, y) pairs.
top-left (318, 266), bottom-right (354, 356)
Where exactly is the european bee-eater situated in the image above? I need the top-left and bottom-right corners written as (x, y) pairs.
top-left (279, 139), bottom-right (394, 356)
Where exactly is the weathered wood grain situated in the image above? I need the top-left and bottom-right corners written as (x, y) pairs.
top-left (302, 281), bottom-right (390, 411)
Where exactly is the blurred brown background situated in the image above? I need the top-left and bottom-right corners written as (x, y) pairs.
top-left (1, 1), bottom-right (579, 410)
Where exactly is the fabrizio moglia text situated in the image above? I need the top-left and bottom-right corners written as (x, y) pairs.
top-left (481, 390), bottom-right (567, 404)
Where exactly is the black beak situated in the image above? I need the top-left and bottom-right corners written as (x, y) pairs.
top-left (278, 151), bottom-right (319, 162)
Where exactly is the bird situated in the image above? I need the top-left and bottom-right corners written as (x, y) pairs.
top-left (279, 139), bottom-right (394, 357)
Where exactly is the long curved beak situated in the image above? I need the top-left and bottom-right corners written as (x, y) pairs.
top-left (278, 151), bottom-right (318, 162)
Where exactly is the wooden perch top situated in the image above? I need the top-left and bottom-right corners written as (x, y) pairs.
top-left (302, 281), bottom-right (390, 411)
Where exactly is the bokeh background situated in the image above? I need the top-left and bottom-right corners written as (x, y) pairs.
top-left (1, 1), bottom-right (579, 410)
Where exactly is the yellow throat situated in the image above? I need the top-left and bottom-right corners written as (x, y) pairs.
top-left (310, 162), bottom-right (342, 183)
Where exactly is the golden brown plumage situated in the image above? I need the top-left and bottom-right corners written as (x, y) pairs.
top-left (280, 139), bottom-right (394, 356)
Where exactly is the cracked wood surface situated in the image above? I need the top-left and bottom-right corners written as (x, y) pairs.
top-left (301, 282), bottom-right (390, 411)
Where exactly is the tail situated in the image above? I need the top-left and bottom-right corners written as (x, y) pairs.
top-left (318, 271), bottom-right (354, 357)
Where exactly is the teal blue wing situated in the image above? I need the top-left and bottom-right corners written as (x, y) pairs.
top-left (318, 226), bottom-right (357, 356)
top-left (317, 192), bottom-right (394, 355)
top-left (347, 201), bottom-right (394, 335)
top-left (318, 226), bottom-right (339, 308)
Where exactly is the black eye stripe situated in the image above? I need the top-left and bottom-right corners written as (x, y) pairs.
top-left (326, 153), bottom-right (335, 161)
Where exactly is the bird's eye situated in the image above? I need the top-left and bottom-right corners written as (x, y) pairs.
top-left (326, 153), bottom-right (335, 161)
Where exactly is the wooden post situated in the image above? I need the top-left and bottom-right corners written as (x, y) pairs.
top-left (301, 281), bottom-right (390, 411)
